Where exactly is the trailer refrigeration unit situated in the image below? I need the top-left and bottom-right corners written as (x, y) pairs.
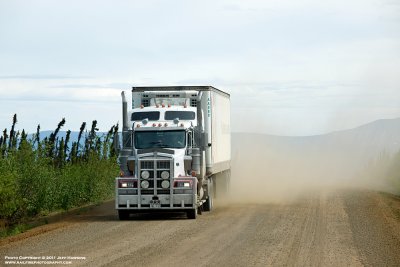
top-left (115, 86), bottom-right (231, 219)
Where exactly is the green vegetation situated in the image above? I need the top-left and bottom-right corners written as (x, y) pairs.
top-left (0, 114), bottom-right (119, 228)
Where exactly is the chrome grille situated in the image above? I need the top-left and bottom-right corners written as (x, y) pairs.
top-left (157, 161), bottom-right (170, 169)
top-left (138, 159), bottom-right (172, 193)
top-left (141, 161), bottom-right (154, 169)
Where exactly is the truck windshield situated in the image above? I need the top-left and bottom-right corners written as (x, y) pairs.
top-left (135, 130), bottom-right (186, 149)
top-left (131, 111), bottom-right (160, 121)
top-left (165, 111), bottom-right (195, 120)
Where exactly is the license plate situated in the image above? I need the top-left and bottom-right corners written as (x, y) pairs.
top-left (150, 200), bottom-right (161, 208)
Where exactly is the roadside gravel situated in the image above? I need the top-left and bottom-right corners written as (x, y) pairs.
top-left (1, 190), bottom-right (399, 266)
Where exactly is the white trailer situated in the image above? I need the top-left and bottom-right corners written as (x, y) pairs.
top-left (115, 86), bottom-right (231, 219)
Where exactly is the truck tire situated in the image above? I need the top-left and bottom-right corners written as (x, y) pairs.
top-left (187, 208), bottom-right (197, 219)
top-left (203, 177), bottom-right (213, 212)
top-left (118, 210), bottom-right (130, 220)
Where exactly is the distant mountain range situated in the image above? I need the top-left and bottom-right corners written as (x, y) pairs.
top-left (34, 117), bottom-right (399, 147)
top-left (29, 130), bottom-right (111, 144)
top-left (31, 118), bottom-right (399, 156)
top-left (20, 118), bottom-right (399, 199)
top-left (231, 118), bottom-right (400, 187)
top-left (233, 117), bottom-right (400, 157)
top-left (24, 117), bottom-right (399, 190)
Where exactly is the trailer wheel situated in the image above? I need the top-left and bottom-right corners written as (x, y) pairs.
top-left (187, 208), bottom-right (197, 219)
top-left (118, 210), bottom-right (130, 220)
top-left (203, 177), bottom-right (213, 212)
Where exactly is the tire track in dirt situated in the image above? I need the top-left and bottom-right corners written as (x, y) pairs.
top-left (1, 190), bottom-right (399, 267)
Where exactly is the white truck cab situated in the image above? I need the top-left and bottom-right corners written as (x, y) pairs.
top-left (115, 86), bottom-right (231, 219)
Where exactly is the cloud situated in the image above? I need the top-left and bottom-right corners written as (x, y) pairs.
top-left (49, 83), bottom-right (132, 89)
top-left (0, 85), bottom-right (121, 104)
top-left (0, 99), bottom-right (120, 134)
top-left (0, 0), bottom-right (399, 135)
top-left (0, 75), bottom-right (92, 80)
top-left (0, 96), bottom-right (119, 104)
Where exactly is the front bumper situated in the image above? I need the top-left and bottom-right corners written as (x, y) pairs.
top-left (115, 177), bottom-right (197, 210)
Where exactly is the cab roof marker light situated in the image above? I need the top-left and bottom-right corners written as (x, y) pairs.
top-left (158, 123), bottom-right (162, 127)
top-left (164, 123), bottom-right (168, 127)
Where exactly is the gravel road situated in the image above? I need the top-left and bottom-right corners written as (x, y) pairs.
top-left (1, 189), bottom-right (400, 267)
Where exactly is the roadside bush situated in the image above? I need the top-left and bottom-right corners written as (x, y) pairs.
top-left (0, 115), bottom-right (119, 226)
top-left (55, 157), bottom-right (117, 210)
top-left (0, 167), bottom-right (19, 222)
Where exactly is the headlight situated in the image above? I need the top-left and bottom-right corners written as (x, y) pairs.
top-left (118, 180), bottom-right (136, 188)
top-left (174, 181), bottom-right (192, 188)
top-left (141, 170), bottom-right (150, 179)
top-left (161, 180), bottom-right (170, 189)
top-left (141, 180), bottom-right (150, 189)
top-left (161, 171), bottom-right (170, 180)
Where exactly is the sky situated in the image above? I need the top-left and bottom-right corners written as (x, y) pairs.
top-left (0, 0), bottom-right (399, 136)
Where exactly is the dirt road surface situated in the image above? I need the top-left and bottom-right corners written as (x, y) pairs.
top-left (1, 189), bottom-right (400, 267)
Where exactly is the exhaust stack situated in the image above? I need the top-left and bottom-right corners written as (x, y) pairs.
top-left (121, 91), bottom-right (129, 131)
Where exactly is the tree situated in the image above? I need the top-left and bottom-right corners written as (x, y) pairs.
top-left (48, 118), bottom-right (66, 158)
top-left (8, 114), bottom-right (17, 150)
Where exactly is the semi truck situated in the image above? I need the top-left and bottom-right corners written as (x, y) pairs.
top-left (115, 86), bottom-right (231, 219)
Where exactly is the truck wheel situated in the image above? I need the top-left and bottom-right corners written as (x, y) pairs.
top-left (203, 177), bottom-right (213, 212)
top-left (187, 208), bottom-right (197, 219)
top-left (118, 210), bottom-right (130, 220)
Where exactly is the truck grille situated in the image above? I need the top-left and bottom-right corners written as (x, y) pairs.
top-left (141, 161), bottom-right (154, 170)
top-left (139, 159), bottom-right (172, 194)
top-left (157, 161), bottom-right (170, 169)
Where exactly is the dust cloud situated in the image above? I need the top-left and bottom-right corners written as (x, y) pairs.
top-left (227, 131), bottom-right (397, 204)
